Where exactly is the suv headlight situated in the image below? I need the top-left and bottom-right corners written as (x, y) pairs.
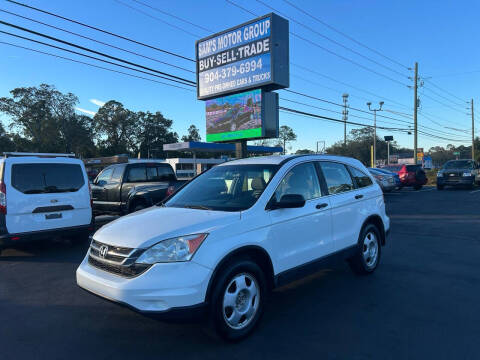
top-left (463, 172), bottom-right (473, 177)
top-left (136, 234), bottom-right (208, 264)
top-left (437, 172), bottom-right (443, 177)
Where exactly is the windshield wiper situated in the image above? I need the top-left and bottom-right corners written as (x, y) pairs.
top-left (182, 205), bottom-right (212, 210)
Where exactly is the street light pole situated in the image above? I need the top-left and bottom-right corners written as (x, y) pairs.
top-left (367, 101), bottom-right (384, 168)
top-left (342, 94), bottom-right (349, 145)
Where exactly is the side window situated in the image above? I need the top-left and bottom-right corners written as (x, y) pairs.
top-left (319, 162), bottom-right (354, 194)
top-left (96, 168), bottom-right (113, 184)
top-left (110, 166), bottom-right (124, 183)
top-left (157, 165), bottom-right (176, 181)
top-left (348, 166), bottom-right (373, 188)
top-left (146, 166), bottom-right (158, 181)
top-left (127, 166), bottom-right (146, 182)
top-left (274, 162), bottom-right (322, 202)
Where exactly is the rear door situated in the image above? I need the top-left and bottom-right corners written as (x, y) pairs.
top-left (318, 161), bottom-right (363, 252)
top-left (5, 160), bottom-right (91, 234)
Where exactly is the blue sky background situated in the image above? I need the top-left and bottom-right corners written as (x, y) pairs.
top-left (1, 0), bottom-right (478, 153)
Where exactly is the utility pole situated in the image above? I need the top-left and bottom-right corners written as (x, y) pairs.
top-left (471, 99), bottom-right (475, 161)
top-left (413, 62), bottom-right (418, 164)
top-left (367, 101), bottom-right (384, 167)
top-left (342, 93), bottom-right (349, 145)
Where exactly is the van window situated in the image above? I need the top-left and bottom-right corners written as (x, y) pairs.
top-left (11, 163), bottom-right (85, 194)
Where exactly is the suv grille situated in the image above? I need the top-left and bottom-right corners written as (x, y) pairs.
top-left (88, 239), bottom-right (150, 278)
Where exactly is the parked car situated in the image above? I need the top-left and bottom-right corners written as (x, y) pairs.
top-left (77, 154), bottom-right (390, 340)
top-left (436, 159), bottom-right (480, 190)
top-left (382, 164), bottom-right (427, 190)
top-left (368, 168), bottom-right (396, 192)
top-left (0, 152), bottom-right (94, 254)
top-left (91, 162), bottom-right (187, 215)
top-left (372, 167), bottom-right (402, 188)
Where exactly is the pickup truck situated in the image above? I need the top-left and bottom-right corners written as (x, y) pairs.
top-left (91, 162), bottom-right (187, 215)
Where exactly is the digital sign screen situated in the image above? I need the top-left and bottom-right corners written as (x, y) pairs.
top-left (196, 13), bottom-right (289, 100)
top-left (206, 89), bottom-right (262, 142)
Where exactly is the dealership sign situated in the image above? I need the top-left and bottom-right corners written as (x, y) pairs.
top-left (205, 89), bottom-right (278, 142)
top-left (196, 13), bottom-right (289, 100)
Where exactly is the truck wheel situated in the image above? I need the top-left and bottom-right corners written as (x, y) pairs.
top-left (210, 259), bottom-right (267, 341)
top-left (349, 224), bottom-right (382, 275)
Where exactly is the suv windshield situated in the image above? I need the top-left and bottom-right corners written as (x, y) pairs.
top-left (11, 163), bottom-right (85, 194)
top-left (166, 164), bottom-right (279, 211)
top-left (443, 160), bottom-right (474, 169)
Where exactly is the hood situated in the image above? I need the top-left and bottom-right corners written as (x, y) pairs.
top-left (94, 206), bottom-right (240, 248)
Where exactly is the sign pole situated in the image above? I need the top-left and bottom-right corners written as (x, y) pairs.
top-left (235, 140), bottom-right (247, 159)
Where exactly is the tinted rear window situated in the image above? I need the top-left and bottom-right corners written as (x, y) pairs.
top-left (12, 163), bottom-right (85, 194)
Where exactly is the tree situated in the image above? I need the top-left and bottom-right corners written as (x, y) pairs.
top-left (135, 111), bottom-right (178, 158)
top-left (279, 125), bottom-right (297, 155)
top-left (181, 124), bottom-right (201, 142)
top-left (0, 84), bottom-right (96, 155)
top-left (92, 100), bottom-right (137, 155)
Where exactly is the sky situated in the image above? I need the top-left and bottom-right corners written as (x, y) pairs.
top-left (1, 0), bottom-right (479, 153)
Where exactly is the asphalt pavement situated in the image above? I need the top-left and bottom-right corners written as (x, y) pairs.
top-left (1, 186), bottom-right (480, 359)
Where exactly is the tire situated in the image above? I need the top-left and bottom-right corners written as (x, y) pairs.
top-left (349, 224), bottom-right (382, 275)
top-left (413, 185), bottom-right (422, 190)
top-left (437, 184), bottom-right (444, 190)
top-left (209, 259), bottom-right (267, 341)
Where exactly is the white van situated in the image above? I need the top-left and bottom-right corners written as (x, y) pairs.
top-left (0, 153), bottom-right (94, 253)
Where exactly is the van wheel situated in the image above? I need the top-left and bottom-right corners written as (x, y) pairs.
top-left (349, 224), bottom-right (382, 275)
top-left (210, 259), bottom-right (267, 341)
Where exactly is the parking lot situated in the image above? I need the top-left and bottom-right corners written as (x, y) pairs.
top-left (1, 186), bottom-right (479, 359)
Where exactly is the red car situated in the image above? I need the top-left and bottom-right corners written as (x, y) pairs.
top-left (381, 164), bottom-right (427, 190)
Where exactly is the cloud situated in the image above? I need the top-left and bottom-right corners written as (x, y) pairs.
top-left (75, 107), bottom-right (96, 116)
top-left (90, 99), bottom-right (105, 107)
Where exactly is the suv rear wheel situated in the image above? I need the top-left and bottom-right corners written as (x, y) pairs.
top-left (349, 224), bottom-right (382, 275)
top-left (210, 259), bottom-right (267, 341)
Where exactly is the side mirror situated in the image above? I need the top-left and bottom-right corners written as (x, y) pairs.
top-left (273, 194), bottom-right (306, 209)
top-left (96, 180), bottom-right (106, 187)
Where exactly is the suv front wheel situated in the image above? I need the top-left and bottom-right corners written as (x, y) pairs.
top-left (210, 259), bottom-right (267, 341)
top-left (349, 224), bottom-right (382, 275)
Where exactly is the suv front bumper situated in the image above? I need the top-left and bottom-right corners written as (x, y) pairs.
top-left (437, 175), bottom-right (475, 186)
top-left (76, 255), bottom-right (212, 314)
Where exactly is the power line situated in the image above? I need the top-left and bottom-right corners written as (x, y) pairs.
top-left (281, 0), bottom-right (409, 70)
top-left (422, 85), bottom-right (464, 107)
top-left (420, 92), bottom-right (466, 114)
top-left (6, 0), bottom-right (195, 62)
top-left (255, 0), bottom-right (408, 78)
top-left (225, 0), bottom-right (410, 87)
top-left (0, 8), bottom-right (195, 74)
top-left (0, 40), bottom-right (194, 92)
top-left (291, 62), bottom-right (412, 110)
top-left (113, 0), bottom-right (199, 38)
top-left (422, 79), bottom-right (467, 103)
top-left (129, 0), bottom-right (213, 32)
top-left (0, 29), bottom-right (196, 87)
top-left (0, 20), bottom-right (196, 85)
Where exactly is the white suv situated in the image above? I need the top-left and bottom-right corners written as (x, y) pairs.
top-left (0, 153), bottom-right (93, 253)
top-left (77, 155), bottom-right (389, 340)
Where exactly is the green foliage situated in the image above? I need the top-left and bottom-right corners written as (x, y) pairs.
top-left (279, 125), bottom-right (297, 154)
top-left (181, 124), bottom-right (201, 142)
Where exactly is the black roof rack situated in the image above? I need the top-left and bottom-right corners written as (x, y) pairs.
top-left (3, 152), bottom-right (76, 158)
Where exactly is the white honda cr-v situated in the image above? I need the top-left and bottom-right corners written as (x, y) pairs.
top-left (77, 155), bottom-right (390, 340)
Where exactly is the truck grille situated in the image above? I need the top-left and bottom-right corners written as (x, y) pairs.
top-left (88, 239), bottom-right (151, 278)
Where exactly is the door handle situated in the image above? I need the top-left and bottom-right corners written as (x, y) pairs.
top-left (316, 203), bottom-right (328, 209)
top-left (355, 194), bottom-right (364, 199)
